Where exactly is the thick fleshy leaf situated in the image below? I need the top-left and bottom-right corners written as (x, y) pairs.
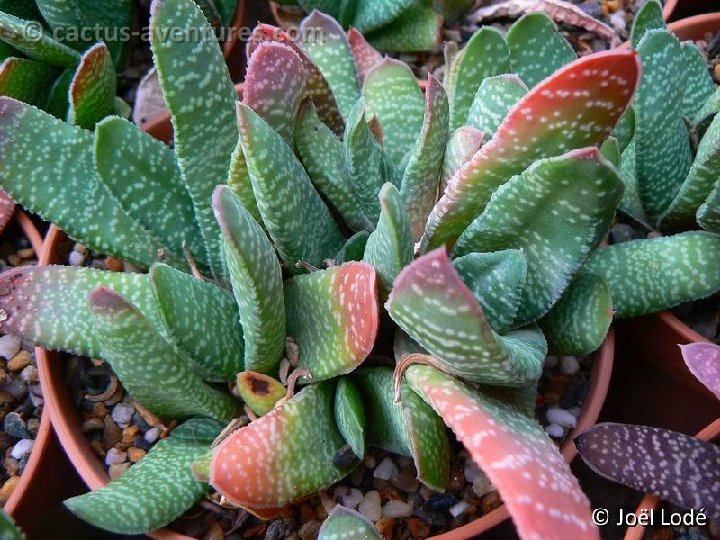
top-left (0, 11), bottom-right (80, 67)
top-left (600, 137), bottom-right (620, 167)
top-left (295, 101), bottom-right (372, 232)
top-left (612, 104), bottom-right (635, 152)
top-left (635, 30), bottom-right (691, 220)
top-left (584, 231), bottom-right (720, 318)
top-left (169, 417), bottom-right (225, 443)
top-left (236, 371), bottom-right (286, 416)
top-left (406, 365), bottom-right (597, 540)
top-left (618, 139), bottom-right (647, 222)
top-left (445, 27), bottom-right (510, 130)
top-left (90, 287), bottom-right (239, 421)
top-left (72, 0), bottom-right (133, 65)
top-left (238, 104), bottom-right (345, 271)
top-left (577, 423), bottom-right (720, 520)
top-left (352, 0), bottom-right (413, 33)
top-left (0, 1), bottom-right (41, 20)
top-left (432, 0), bottom-right (474, 20)
top-left (630, 0), bottom-right (664, 49)
top-left (210, 382), bottom-right (353, 509)
top-left (150, 0), bottom-right (238, 278)
top-left (400, 75), bottom-right (449, 241)
top-left (44, 68), bottom-right (73, 119)
top-left (540, 272), bottom-right (613, 356)
top-left (442, 126), bottom-right (484, 186)
top-left (0, 98), bottom-right (173, 267)
top-left (336, 230), bottom-right (370, 264)
top-left (453, 250), bottom-right (527, 335)
top-left (679, 343), bottom-right (720, 401)
top-left (681, 42), bottom-right (715, 119)
top-left (386, 248), bottom-right (546, 385)
top-left (507, 13), bottom-right (576, 88)
top-left (423, 49), bottom-right (640, 250)
top-left (319, 506), bottom-right (380, 540)
top-left (0, 58), bottom-right (57, 107)
top-left (455, 148), bottom-right (623, 324)
top-left (364, 3), bottom-right (440, 52)
top-left (243, 41), bottom-right (306, 142)
top-left (362, 58), bottom-right (424, 165)
top-left (94, 116), bottom-right (205, 265)
top-left (65, 438), bottom-right (211, 535)
top-left (300, 11), bottom-right (360, 121)
top-left (354, 367), bottom-right (450, 491)
top-left (334, 377), bottom-right (365, 458)
top-left (695, 86), bottom-right (720, 131)
top-left (68, 42), bottom-right (116, 129)
top-left (347, 28), bottom-right (382, 85)
top-left (0, 509), bottom-right (24, 539)
top-left (0, 190), bottom-right (13, 235)
top-left (284, 262), bottom-right (378, 381)
top-left (149, 262), bottom-right (244, 381)
top-left (698, 182), bottom-right (720, 233)
top-left (226, 130), bottom-right (261, 226)
top-left (363, 183), bottom-right (413, 291)
top-left (213, 185), bottom-right (285, 374)
top-left (467, 74), bottom-right (527, 138)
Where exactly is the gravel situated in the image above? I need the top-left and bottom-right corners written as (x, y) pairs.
top-left (546, 408), bottom-right (578, 428)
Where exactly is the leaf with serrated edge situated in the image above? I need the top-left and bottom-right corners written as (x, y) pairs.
top-left (170, 418), bottom-right (225, 443)
top-left (442, 126), bottom-right (484, 189)
top-left (618, 139), bottom-right (647, 222)
top-left (336, 230), bottom-right (370, 264)
top-left (0, 11), bottom-right (80, 67)
top-left (94, 116), bottom-right (205, 265)
top-left (300, 11), bottom-right (360, 121)
top-left (455, 148), bottom-right (623, 324)
top-left (0, 58), bottom-right (58, 107)
top-left (210, 382), bottom-right (353, 509)
top-left (90, 287), bottom-right (239, 421)
top-left (236, 371), bottom-right (286, 416)
top-left (73, 0), bottom-right (133, 65)
top-left (285, 262), bottom-right (378, 381)
top-left (540, 272), bottom-right (612, 356)
top-left (467, 74), bottom-right (528, 138)
top-left (680, 342), bottom-right (720, 401)
top-left (630, 0), bottom-right (665, 49)
top-left (453, 250), bottom-right (527, 335)
top-left (401, 76), bottom-right (449, 241)
top-left (364, 3), bottom-right (440, 53)
top-left (386, 248), bottom-right (546, 385)
top-left (446, 26), bottom-right (510, 130)
top-left (354, 367), bottom-right (450, 491)
top-left (334, 377), bottom-right (365, 458)
top-left (0, 98), bottom-right (174, 268)
top-left (423, 49), bottom-right (640, 251)
top-left (150, 0), bottom-right (238, 278)
top-left (681, 42), bottom-right (715, 119)
top-left (319, 506), bottom-right (380, 540)
top-left (348, 28), bottom-right (382, 85)
top-left (68, 42), bottom-right (116, 129)
top-left (212, 185), bottom-right (285, 374)
top-left (507, 13), bottom-right (576, 88)
top-left (363, 183), bottom-right (413, 291)
top-left (65, 438), bottom-right (211, 535)
top-left (244, 42), bottom-right (306, 142)
top-left (577, 423), bottom-right (720, 520)
top-left (584, 231), bottom-right (720, 318)
top-left (698, 181), bottom-right (720, 233)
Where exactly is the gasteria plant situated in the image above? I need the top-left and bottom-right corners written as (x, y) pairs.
top-left (0, 2), bottom-right (718, 539)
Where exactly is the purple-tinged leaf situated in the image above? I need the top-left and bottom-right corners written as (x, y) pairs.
top-left (235, 371), bottom-right (286, 416)
top-left (442, 126), bottom-right (484, 190)
top-left (68, 42), bottom-right (116, 129)
top-left (680, 343), bottom-right (720, 401)
top-left (347, 28), bottom-right (382, 86)
top-left (0, 191), bottom-right (13, 235)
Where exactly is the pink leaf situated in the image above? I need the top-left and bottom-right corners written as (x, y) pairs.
top-left (348, 28), bottom-right (383, 86)
top-left (680, 342), bottom-right (720, 401)
top-left (0, 191), bottom-right (14, 235)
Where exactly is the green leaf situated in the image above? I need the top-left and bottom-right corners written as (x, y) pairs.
top-left (352, 0), bottom-right (413, 33)
top-left (680, 42), bottom-right (715, 119)
top-left (235, 371), bottom-right (286, 416)
top-left (630, 0), bottom-right (665, 49)
top-left (363, 183), bottom-right (413, 291)
top-left (94, 116), bottom-right (206, 265)
top-left (238, 103), bottom-right (345, 271)
top-left (334, 377), bottom-right (365, 458)
top-left (386, 248), bottom-right (546, 385)
top-left (336, 230), bottom-right (370, 263)
top-left (65, 438), bottom-right (211, 535)
top-left (213, 185), bottom-right (285, 374)
top-left (44, 68), bottom-right (73, 118)
top-left (354, 367), bottom-right (450, 491)
top-left (226, 136), bottom-right (262, 226)
top-left (319, 506), bottom-right (380, 540)
top-left (698, 181), bottom-right (720, 233)
top-left (445, 26), bottom-right (510, 130)
top-left (284, 262), bottom-right (379, 381)
top-left (169, 417), bottom-right (225, 443)
top-left (618, 139), bottom-right (647, 222)
top-left (73, 0), bottom-right (134, 65)
top-left (0, 1), bottom-right (41, 20)
top-left (210, 381), bottom-right (353, 509)
top-left (423, 50), bottom-right (640, 250)
top-left (34, 0), bottom-right (90, 51)
top-left (442, 126), bottom-right (484, 184)
top-left (454, 148), bottom-right (624, 325)
top-left (300, 11), bottom-right (360, 121)
top-left (0, 99), bottom-right (174, 268)
top-left (347, 27), bottom-right (382, 85)
top-left (0, 41), bottom-right (19, 63)
top-left (611, 104), bottom-right (635, 152)
top-left (635, 30), bottom-right (691, 220)
top-left (600, 137), bottom-right (620, 167)
top-left (584, 231), bottom-right (720, 318)
top-left (89, 286), bottom-right (239, 421)
top-left (0, 57), bottom-right (57, 107)
top-left (150, 0), bottom-right (238, 278)
top-left (297, 0), bottom-right (340, 19)
top-left (432, 0), bottom-right (474, 21)
top-left (467, 74), bottom-right (527, 137)
top-left (695, 86), bottom-right (720, 130)
top-left (507, 13), bottom-right (576, 88)
top-left (364, 3), bottom-right (440, 52)
top-left (400, 76), bottom-right (449, 241)
top-left (0, 11), bottom-right (80, 67)
top-left (68, 42), bottom-right (117, 129)
top-left (453, 250), bottom-right (527, 335)
top-left (539, 272), bottom-right (613, 356)
top-left (0, 509), bottom-right (24, 540)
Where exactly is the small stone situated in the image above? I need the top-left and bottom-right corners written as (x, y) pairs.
top-left (374, 456), bottom-right (398, 481)
top-left (104, 257), bottom-right (124, 272)
top-left (358, 490), bottom-right (382, 522)
top-left (463, 460), bottom-right (482, 483)
top-left (413, 506), bottom-right (447, 528)
top-left (144, 427), bottom-right (160, 444)
top-left (449, 500), bottom-right (469, 518)
top-left (0, 476), bottom-right (19, 502)
top-left (546, 408), bottom-right (576, 428)
top-left (609, 223), bottom-right (637, 244)
top-left (363, 454), bottom-right (376, 469)
top-left (298, 520), bottom-right (320, 540)
top-left (74, 243), bottom-right (88, 254)
top-left (7, 255), bottom-right (21, 267)
top-left (569, 406), bottom-right (582, 418)
top-left (472, 473), bottom-right (494, 498)
top-left (10, 439), bottom-right (33, 460)
top-left (714, 64), bottom-right (720, 84)
top-left (20, 365), bottom-right (37, 384)
top-left (112, 403), bottom-right (133, 427)
top-left (108, 462), bottom-right (130, 480)
top-left (127, 447), bottom-right (146, 463)
top-left (68, 251), bottom-right (85, 266)
top-left (2, 378), bottom-right (26, 400)
top-left (7, 351), bottom-right (31, 372)
top-left (447, 466), bottom-right (465, 492)
top-left (4, 412), bottom-right (30, 439)
top-left (0, 336), bottom-right (21, 361)
top-left (103, 415), bottom-right (122, 448)
top-left (382, 500), bottom-right (413, 518)
top-left (0, 391), bottom-right (12, 406)
top-left (544, 355), bottom-right (558, 369)
top-left (609, 10), bottom-right (626, 32)
top-left (350, 465), bottom-right (364, 486)
top-left (92, 402), bottom-right (108, 419)
top-left (265, 518), bottom-right (290, 540)
top-left (17, 248), bottom-right (34, 259)
top-left (390, 470), bottom-right (419, 493)
top-left (339, 487), bottom-right (363, 509)
top-left (202, 521), bottom-right (224, 540)
top-left (407, 517), bottom-right (430, 537)
top-left (425, 492), bottom-right (456, 511)
top-left (545, 423), bottom-right (565, 438)
top-left (82, 418), bottom-right (104, 433)
top-left (481, 491), bottom-right (502, 514)
top-left (90, 439), bottom-right (105, 457)
top-left (559, 356), bottom-right (580, 376)
top-left (122, 425), bottom-right (141, 445)
top-left (375, 517), bottom-right (394, 538)
top-left (105, 447), bottom-right (127, 465)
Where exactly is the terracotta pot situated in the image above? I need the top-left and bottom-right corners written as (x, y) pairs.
top-left (666, 11), bottom-right (720, 40)
top-left (663, 0), bottom-right (719, 23)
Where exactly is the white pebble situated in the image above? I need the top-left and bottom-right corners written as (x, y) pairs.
top-left (382, 500), bottom-right (413, 518)
top-left (449, 501), bottom-right (469, 518)
top-left (545, 423), bottom-right (565, 438)
top-left (546, 408), bottom-right (577, 428)
top-left (560, 356), bottom-right (580, 375)
top-left (609, 10), bottom-right (627, 32)
top-left (68, 251), bottom-right (85, 266)
top-left (0, 335), bottom-right (21, 361)
top-left (340, 488), bottom-right (363, 509)
top-left (569, 406), bottom-right (582, 418)
top-left (144, 427), bottom-right (160, 444)
top-left (10, 439), bottom-right (33, 460)
top-left (373, 456), bottom-right (398, 481)
top-left (463, 460), bottom-right (482, 483)
top-left (472, 473), bottom-right (494, 498)
top-left (357, 491), bottom-right (382, 522)
top-left (544, 355), bottom-right (558, 369)
top-left (20, 365), bottom-right (37, 384)
top-left (105, 447), bottom-right (127, 465)
top-left (111, 403), bottom-right (133, 427)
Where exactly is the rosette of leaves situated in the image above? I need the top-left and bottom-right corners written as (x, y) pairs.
top-left (0, 3), bottom-right (713, 539)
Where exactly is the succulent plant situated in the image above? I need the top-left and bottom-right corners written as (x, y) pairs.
top-left (0, 2), bottom-right (719, 538)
